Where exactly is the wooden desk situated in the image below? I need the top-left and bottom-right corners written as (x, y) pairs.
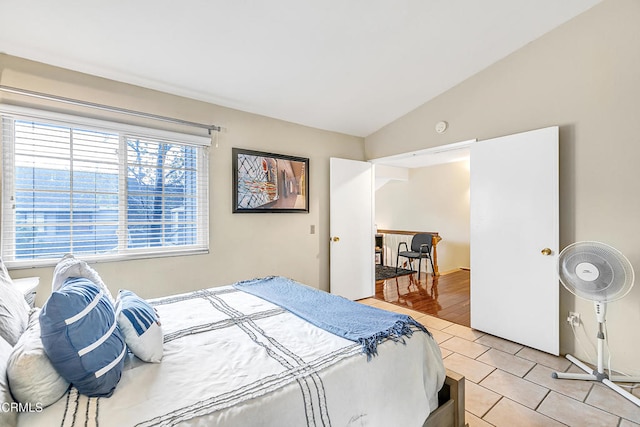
top-left (376, 229), bottom-right (442, 275)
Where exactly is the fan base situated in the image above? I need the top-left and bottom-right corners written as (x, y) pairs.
top-left (553, 354), bottom-right (640, 407)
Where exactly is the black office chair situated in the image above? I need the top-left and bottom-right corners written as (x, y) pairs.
top-left (395, 233), bottom-right (435, 280)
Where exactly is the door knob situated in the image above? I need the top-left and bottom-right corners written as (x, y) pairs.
top-left (541, 248), bottom-right (552, 256)
top-left (332, 236), bottom-right (340, 242)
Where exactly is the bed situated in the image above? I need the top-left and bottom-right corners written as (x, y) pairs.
top-left (1, 258), bottom-right (464, 427)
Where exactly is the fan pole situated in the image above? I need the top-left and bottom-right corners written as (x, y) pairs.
top-left (552, 318), bottom-right (640, 407)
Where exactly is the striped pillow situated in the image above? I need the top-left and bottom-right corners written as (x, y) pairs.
top-left (39, 277), bottom-right (126, 397)
top-left (116, 290), bottom-right (163, 363)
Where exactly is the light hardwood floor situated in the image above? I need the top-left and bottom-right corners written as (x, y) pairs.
top-left (375, 268), bottom-right (471, 326)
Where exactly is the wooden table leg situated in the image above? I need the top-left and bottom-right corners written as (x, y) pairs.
top-left (432, 235), bottom-right (442, 276)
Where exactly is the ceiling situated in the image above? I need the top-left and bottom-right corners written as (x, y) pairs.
top-left (0, 1), bottom-right (601, 137)
top-left (371, 139), bottom-right (474, 168)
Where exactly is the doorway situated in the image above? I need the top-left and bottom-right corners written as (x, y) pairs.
top-left (369, 127), bottom-right (560, 355)
top-left (371, 142), bottom-right (473, 326)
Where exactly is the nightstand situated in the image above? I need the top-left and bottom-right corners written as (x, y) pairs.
top-left (13, 277), bottom-right (40, 308)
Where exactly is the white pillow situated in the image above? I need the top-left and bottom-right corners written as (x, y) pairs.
top-left (0, 336), bottom-right (18, 427)
top-left (7, 308), bottom-right (70, 407)
top-left (0, 257), bottom-right (30, 346)
top-left (116, 290), bottom-right (163, 363)
top-left (51, 254), bottom-right (113, 302)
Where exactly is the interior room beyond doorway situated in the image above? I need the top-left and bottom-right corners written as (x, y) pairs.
top-left (372, 141), bottom-right (472, 327)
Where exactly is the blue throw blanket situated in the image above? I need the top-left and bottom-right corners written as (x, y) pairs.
top-left (234, 276), bottom-right (429, 358)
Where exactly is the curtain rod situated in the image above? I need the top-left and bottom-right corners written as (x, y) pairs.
top-left (0, 84), bottom-right (221, 134)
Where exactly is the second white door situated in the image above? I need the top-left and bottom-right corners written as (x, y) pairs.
top-left (470, 126), bottom-right (559, 355)
top-left (329, 158), bottom-right (374, 300)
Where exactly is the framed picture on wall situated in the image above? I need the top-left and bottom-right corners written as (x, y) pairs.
top-left (232, 148), bottom-right (309, 213)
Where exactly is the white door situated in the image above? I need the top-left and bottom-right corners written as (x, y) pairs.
top-left (329, 158), bottom-right (374, 300)
top-left (470, 126), bottom-right (559, 355)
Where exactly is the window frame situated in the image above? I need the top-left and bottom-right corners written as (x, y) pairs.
top-left (1, 104), bottom-right (210, 268)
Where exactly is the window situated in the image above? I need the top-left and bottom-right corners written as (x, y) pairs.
top-left (1, 107), bottom-right (209, 267)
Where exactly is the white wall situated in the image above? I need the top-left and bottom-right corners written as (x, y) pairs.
top-left (375, 160), bottom-right (470, 272)
top-left (0, 54), bottom-right (365, 303)
top-left (365, 0), bottom-right (640, 375)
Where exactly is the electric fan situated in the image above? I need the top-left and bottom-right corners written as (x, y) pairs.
top-left (552, 241), bottom-right (640, 407)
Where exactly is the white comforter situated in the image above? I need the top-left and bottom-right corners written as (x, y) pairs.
top-left (19, 286), bottom-right (445, 427)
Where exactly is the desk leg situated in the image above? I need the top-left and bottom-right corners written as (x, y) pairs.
top-left (432, 236), bottom-right (441, 276)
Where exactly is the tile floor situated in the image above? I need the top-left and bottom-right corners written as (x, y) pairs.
top-left (358, 297), bottom-right (640, 427)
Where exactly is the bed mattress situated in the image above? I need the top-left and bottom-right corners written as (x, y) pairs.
top-left (18, 285), bottom-right (445, 426)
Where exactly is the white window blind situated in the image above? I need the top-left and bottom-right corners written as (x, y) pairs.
top-left (1, 108), bottom-right (209, 267)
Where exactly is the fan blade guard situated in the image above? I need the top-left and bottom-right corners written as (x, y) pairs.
top-left (558, 241), bottom-right (634, 303)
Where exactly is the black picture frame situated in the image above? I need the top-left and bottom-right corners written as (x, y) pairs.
top-left (232, 148), bottom-right (309, 213)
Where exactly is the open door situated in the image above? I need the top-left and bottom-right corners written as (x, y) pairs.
top-left (329, 158), bottom-right (374, 300)
top-left (470, 126), bottom-right (559, 355)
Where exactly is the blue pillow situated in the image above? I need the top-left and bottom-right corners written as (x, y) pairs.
top-left (116, 290), bottom-right (163, 363)
top-left (39, 277), bottom-right (126, 397)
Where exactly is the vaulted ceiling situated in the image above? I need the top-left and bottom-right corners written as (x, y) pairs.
top-left (0, 1), bottom-right (602, 137)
